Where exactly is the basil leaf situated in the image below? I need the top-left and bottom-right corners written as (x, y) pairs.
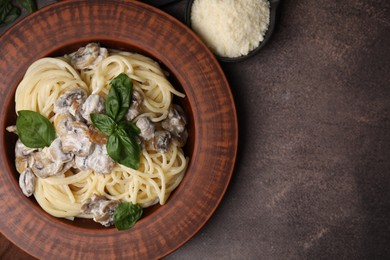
top-left (108, 73), bottom-right (133, 122)
top-left (17, 0), bottom-right (37, 13)
top-left (114, 127), bottom-right (128, 138)
top-left (92, 74), bottom-right (140, 170)
top-left (0, 0), bottom-right (20, 26)
top-left (0, 0), bottom-right (12, 22)
top-left (2, 5), bottom-right (20, 24)
top-left (114, 202), bottom-right (142, 231)
top-left (0, 0), bottom-right (9, 8)
top-left (117, 121), bottom-right (140, 135)
top-left (106, 134), bottom-right (121, 162)
top-left (117, 134), bottom-right (141, 170)
top-left (105, 84), bottom-right (120, 121)
top-left (16, 110), bottom-right (56, 148)
top-left (107, 132), bottom-right (140, 170)
top-left (90, 113), bottom-right (116, 136)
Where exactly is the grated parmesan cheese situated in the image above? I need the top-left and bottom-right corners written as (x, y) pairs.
top-left (191, 0), bottom-right (270, 58)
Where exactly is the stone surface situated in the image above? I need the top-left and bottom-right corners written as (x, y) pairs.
top-left (1, 0), bottom-right (389, 259)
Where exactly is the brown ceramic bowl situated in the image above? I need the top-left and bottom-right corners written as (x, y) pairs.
top-left (0, 0), bottom-right (238, 259)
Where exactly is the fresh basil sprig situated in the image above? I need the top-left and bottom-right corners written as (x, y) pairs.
top-left (18, 0), bottom-right (37, 13)
top-left (118, 120), bottom-right (141, 136)
top-left (16, 110), bottom-right (56, 148)
top-left (0, 0), bottom-right (37, 27)
top-left (106, 73), bottom-right (133, 122)
top-left (114, 201), bottom-right (143, 230)
top-left (0, 0), bottom-right (20, 26)
top-left (91, 73), bottom-right (141, 170)
top-left (90, 113), bottom-right (117, 136)
top-left (107, 133), bottom-right (141, 170)
top-left (2, 5), bottom-right (20, 24)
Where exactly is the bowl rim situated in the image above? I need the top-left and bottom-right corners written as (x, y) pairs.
top-left (184, 0), bottom-right (281, 62)
top-left (0, 0), bottom-right (238, 259)
top-left (143, 0), bottom-right (182, 6)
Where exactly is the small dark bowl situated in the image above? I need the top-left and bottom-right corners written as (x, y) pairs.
top-left (185, 0), bottom-right (280, 62)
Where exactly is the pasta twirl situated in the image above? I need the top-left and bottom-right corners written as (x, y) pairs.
top-left (14, 46), bottom-right (188, 221)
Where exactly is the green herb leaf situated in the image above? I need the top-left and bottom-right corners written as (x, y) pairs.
top-left (117, 121), bottom-right (141, 135)
top-left (0, 0), bottom-right (21, 26)
top-left (105, 85), bottom-right (120, 121)
top-left (90, 113), bottom-right (116, 136)
top-left (106, 73), bottom-right (133, 122)
top-left (114, 202), bottom-right (142, 230)
top-left (3, 6), bottom-right (20, 25)
top-left (106, 134), bottom-right (121, 162)
top-left (118, 134), bottom-right (141, 169)
top-left (16, 110), bottom-right (56, 148)
top-left (90, 73), bottom-right (140, 170)
top-left (17, 0), bottom-right (37, 13)
top-left (107, 132), bottom-right (141, 170)
top-left (0, 0), bottom-right (13, 22)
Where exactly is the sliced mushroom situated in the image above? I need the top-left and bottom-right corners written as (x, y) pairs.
top-left (48, 137), bottom-right (74, 163)
top-left (172, 129), bottom-right (188, 148)
top-left (88, 125), bottom-right (108, 145)
top-left (126, 90), bottom-right (144, 121)
top-left (53, 112), bottom-right (75, 136)
top-left (161, 104), bottom-right (188, 147)
top-left (31, 151), bottom-right (56, 178)
top-left (75, 155), bottom-right (88, 171)
top-left (69, 43), bottom-right (108, 70)
top-left (80, 94), bottom-right (105, 125)
top-left (161, 104), bottom-right (187, 136)
top-left (31, 149), bottom-right (73, 178)
top-left (15, 139), bottom-right (38, 173)
top-left (15, 139), bottom-right (38, 158)
top-left (6, 125), bottom-right (17, 134)
top-left (86, 144), bottom-right (114, 174)
top-left (54, 88), bottom-right (87, 118)
top-left (61, 121), bottom-right (94, 157)
top-left (75, 144), bottom-right (114, 174)
top-left (136, 117), bottom-right (155, 141)
top-left (30, 138), bottom-right (74, 178)
top-left (15, 156), bottom-right (32, 173)
top-left (154, 130), bottom-right (171, 153)
top-left (81, 194), bottom-right (120, 227)
top-left (19, 168), bottom-right (35, 197)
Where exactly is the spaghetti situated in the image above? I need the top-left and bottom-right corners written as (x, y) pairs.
top-left (13, 44), bottom-right (188, 222)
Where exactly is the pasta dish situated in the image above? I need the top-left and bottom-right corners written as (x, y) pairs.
top-left (7, 43), bottom-right (189, 229)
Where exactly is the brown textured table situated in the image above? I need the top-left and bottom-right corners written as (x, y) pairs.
top-left (1, 0), bottom-right (389, 259)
